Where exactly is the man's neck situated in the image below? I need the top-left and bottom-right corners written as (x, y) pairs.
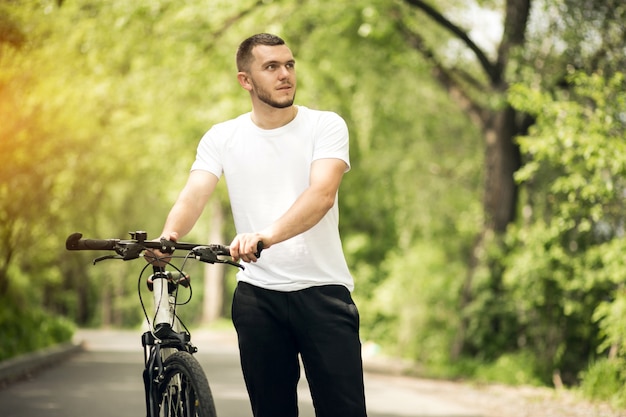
top-left (250, 105), bottom-right (298, 130)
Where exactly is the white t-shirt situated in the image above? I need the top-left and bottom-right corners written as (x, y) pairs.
top-left (191, 106), bottom-right (354, 292)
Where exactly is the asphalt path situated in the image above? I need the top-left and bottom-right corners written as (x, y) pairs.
top-left (0, 328), bottom-right (485, 417)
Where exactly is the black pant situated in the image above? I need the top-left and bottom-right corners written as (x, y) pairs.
top-left (231, 281), bottom-right (367, 417)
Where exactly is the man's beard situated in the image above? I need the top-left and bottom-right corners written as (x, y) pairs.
top-left (253, 80), bottom-right (296, 109)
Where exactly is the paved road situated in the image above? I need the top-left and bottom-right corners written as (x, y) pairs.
top-left (0, 329), bottom-right (484, 417)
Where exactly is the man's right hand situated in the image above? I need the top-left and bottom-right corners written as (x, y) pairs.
top-left (229, 232), bottom-right (267, 263)
top-left (144, 232), bottom-right (179, 267)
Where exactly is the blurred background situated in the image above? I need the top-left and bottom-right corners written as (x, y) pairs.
top-left (1, 0), bottom-right (625, 407)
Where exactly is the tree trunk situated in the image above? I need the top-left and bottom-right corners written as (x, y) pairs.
top-left (101, 284), bottom-right (111, 327)
top-left (202, 199), bottom-right (226, 324)
top-left (483, 105), bottom-right (521, 233)
top-left (400, 0), bottom-right (529, 359)
top-left (451, 105), bottom-right (522, 358)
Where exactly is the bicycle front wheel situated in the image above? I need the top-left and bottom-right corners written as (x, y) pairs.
top-left (156, 351), bottom-right (216, 417)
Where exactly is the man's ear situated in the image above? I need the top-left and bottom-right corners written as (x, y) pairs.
top-left (237, 72), bottom-right (252, 91)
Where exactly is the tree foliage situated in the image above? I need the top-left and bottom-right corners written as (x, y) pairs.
top-left (504, 72), bottom-right (626, 386)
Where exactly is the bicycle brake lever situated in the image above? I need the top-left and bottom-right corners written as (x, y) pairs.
top-left (192, 247), bottom-right (245, 270)
top-left (223, 259), bottom-right (245, 270)
top-left (93, 254), bottom-right (123, 264)
top-left (121, 243), bottom-right (144, 261)
top-left (192, 247), bottom-right (219, 263)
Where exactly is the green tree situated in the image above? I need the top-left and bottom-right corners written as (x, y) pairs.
top-left (507, 72), bottom-right (626, 386)
top-left (0, 0), bottom-right (273, 335)
top-left (394, 0), bottom-right (626, 366)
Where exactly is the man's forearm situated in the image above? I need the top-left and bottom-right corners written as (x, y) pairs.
top-left (161, 170), bottom-right (218, 240)
top-left (261, 186), bottom-right (335, 246)
top-left (261, 158), bottom-right (346, 246)
top-left (161, 202), bottom-right (202, 239)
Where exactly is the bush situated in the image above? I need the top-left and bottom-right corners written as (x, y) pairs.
top-left (0, 296), bottom-right (75, 362)
top-left (579, 358), bottom-right (626, 408)
top-left (473, 351), bottom-right (544, 386)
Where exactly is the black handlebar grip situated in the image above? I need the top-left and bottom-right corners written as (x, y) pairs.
top-left (66, 233), bottom-right (118, 251)
top-left (255, 241), bottom-right (264, 258)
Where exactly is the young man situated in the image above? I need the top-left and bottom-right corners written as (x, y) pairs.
top-left (157, 33), bottom-right (367, 417)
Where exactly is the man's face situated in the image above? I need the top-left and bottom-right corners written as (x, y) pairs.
top-left (244, 44), bottom-right (297, 109)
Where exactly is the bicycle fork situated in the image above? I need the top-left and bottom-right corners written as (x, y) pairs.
top-left (142, 268), bottom-right (179, 416)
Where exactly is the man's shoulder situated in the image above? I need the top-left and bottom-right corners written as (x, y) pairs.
top-left (298, 106), bottom-right (346, 126)
top-left (201, 113), bottom-right (252, 143)
top-left (211, 112), bottom-right (251, 131)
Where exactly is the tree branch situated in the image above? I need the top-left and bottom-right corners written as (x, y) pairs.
top-left (397, 19), bottom-right (487, 125)
top-left (203, 0), bottom-right (266, 51)
top-left (403, 0), bottom-right (499, 83)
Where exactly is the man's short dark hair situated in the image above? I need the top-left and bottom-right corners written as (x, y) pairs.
top-left (236, 33), bottom-right (286, 72)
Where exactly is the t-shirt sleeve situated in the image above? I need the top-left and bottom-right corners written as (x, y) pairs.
top-left (313, 111), bottom-right (351, 172)
top-left (190, 128), bottom-right (223, 178)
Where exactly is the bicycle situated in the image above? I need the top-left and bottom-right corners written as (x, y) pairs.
top-left (66, 231), bottom-right (258, 417)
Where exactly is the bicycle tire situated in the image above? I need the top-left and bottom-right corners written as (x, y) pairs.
top-left (155, 351), bottom-right (216, 417)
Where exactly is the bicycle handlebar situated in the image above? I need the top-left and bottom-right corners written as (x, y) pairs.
top-left (65, 232), bottom-right (231, 254)
top-left (65, 231), bottom-right (257, 269)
